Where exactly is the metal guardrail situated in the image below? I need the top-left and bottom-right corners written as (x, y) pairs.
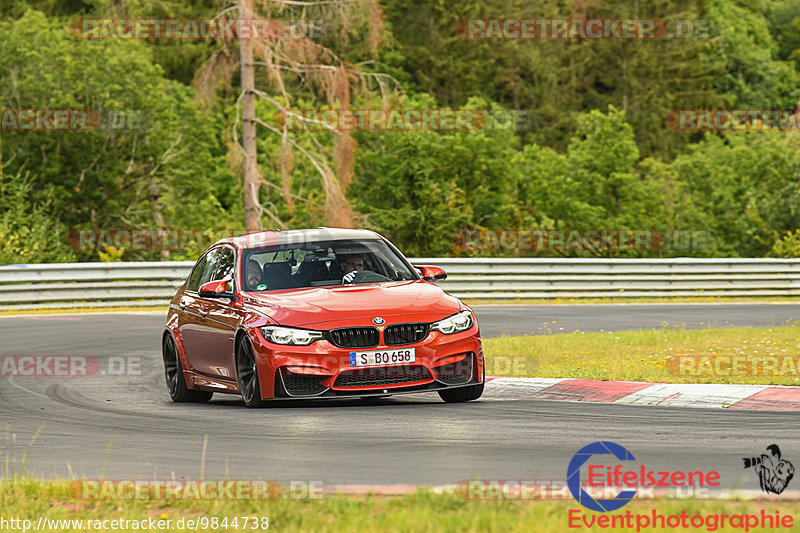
top-left (1, 258), bottom-right (799, 310)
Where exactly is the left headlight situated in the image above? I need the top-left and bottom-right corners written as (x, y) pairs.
top-left (431, 310), bottom-right (474, 335)
top-left (261, 326), bottom-right (323, 346)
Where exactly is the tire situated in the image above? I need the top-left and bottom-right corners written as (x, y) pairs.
top-left (237, 335), bottom-right (265, 408)
top-left (438, 383), bottom-right (484, 403)
top-left (163, 334), bottom-right (213, 403)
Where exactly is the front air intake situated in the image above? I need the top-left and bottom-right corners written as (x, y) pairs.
top-left (435, 354), bottom-right (473, 385)
top-left (333, 365), bottom-right (431, 388)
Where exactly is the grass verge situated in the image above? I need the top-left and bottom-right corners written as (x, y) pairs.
top-left (0, 306), bottom-right (168, 316)
top-left (463, 296), bottom-right (800, 305)
top-left (483, 325), bottom-right (800, 385)
top-left (1, 480), bottom-right (798, 532)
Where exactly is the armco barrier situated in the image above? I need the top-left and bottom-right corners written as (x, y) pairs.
top-left (1, 258), bottom-right (799, 310)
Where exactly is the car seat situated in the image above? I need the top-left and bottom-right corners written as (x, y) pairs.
top-left (262, 262), bottom-right (295, 290)
top-left (295, 259), bottom-right (329, 286)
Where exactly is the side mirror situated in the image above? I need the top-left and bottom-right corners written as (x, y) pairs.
top-left (198, 279), bottom-right (235, 299)
top-left (415, 265), bottom-right (447, 282)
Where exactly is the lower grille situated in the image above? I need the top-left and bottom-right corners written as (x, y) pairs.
top-left (435, 355), bottom-right (473, 385)
top-left (384, 323), bottom-right (429, 345)
top-left (333, 365), bottom-right (431, 388)
top-left (281, 371), bottom-right (327, 396)
top-left (325, 327), bottom-right (379, 348)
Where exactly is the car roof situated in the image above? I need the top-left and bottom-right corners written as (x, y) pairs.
top-left (216, 227), bottom-right (384, 250)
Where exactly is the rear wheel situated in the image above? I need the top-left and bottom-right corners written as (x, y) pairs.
top-left (163, 334), bottom-right (212, 403)
top-left (438, 383), bottom-right (484, 403)
top-left (237, 336), bottom-right (265, 408)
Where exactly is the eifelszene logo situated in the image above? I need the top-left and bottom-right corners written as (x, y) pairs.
top-left (568, 441), bottom-right (638, 512)
top-left (743, 444), bottom-right (795, 494)
top-left (567, 441), bottom-right (721, 512)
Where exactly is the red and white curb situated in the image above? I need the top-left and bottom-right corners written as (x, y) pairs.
top-left (484, 377), bottom-right (800, 410)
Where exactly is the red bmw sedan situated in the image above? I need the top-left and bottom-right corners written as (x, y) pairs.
top-left (162, 228), bottom-right (484, 407)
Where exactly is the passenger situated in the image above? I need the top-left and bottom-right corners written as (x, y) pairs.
top-left (246, 259), bottom-right (263, 290)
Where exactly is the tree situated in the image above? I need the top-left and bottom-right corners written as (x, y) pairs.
top-left (708, 0), bottom-right (800, 110)
top-left (192, 0), bottom-right (392, 230)
top-left (0, 170), bottom-right (76, 264)
top-left (0, 10), bottom-right (235, 261)
top-left (350, 96), bottom-right (522, 256)
top-left (517, 106), bottom-right (679, 257)
top-left (671, 130), bottom-right (800, 256)
top-left (381, 0), bottom-right (732, 160)
top-left (239, 0), bottom-right (260, 232)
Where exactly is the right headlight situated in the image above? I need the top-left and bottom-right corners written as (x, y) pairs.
top-left (261, 326), bottom-right (323, 346)
top-left (431, 310), bottom-right (474, 335)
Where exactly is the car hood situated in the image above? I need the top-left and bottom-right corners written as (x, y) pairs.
top-left (241, 280), bottom-right (461, 328)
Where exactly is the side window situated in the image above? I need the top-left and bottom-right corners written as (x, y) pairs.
top-left (211, 248), bottom-right (235, 283)
top-left (195, 248), bottom-right (221, 290)
top-left (191, 246), bottom-right (235, 294)
top-left (187, 256), bottom-right (208, 292)
top-left (211, 247), bottom-right (235, 292)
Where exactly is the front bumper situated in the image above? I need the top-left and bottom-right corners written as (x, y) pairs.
top-left (251, 325), bottom-right (484, 400)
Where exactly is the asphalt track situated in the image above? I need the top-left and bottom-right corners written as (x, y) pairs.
top-left (0, 304), bottom-right (798, 490)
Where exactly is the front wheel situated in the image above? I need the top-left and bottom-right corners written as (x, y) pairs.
top-left (237, 336), bottom-right (265, 408)
top-left (438, 383), bottom-right (484, 403)
top-left (163, 334), bottom-right (213, 403)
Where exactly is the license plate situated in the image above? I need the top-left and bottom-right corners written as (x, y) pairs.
top-left (349, 348), bottom-right (416, 367)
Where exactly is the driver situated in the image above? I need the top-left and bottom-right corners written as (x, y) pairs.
top-left (339, 254), bottom-right (365, 284)
top-left (340, 255), bottom-right (365, 275)
top-left (246, 259), bottom-right (263, 290)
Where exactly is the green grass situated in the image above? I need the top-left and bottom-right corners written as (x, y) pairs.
top-left (483, 325), bottom-right (800, 385)
top-left (463, 296), bottom-right (800, 305)
top-left (1, 480), bottom-right (798, 532)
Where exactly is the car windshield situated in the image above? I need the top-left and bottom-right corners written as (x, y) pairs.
top-left (240, 239), bottom-right (418, 292)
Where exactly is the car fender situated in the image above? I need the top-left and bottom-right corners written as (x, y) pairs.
top-left (236, 313), bottom-right (278, 400)
top-left (162, 318), bottom-right (196, 388)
